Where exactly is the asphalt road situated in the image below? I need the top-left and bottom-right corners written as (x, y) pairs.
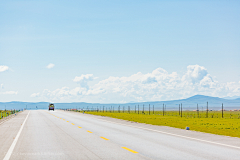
top-left (0, 110), bottom-right (240, 160)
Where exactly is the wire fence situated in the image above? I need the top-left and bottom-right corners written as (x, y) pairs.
top-left (60, 103), bottom-right (240, 119)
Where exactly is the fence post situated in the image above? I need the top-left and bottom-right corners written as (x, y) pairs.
top-left (197, 103), bottom-right (199, 118)
top-left (143, 105), bottom-right (144, 114)
top-left (138, 105), bottom-right (139, 114)
top-left (165, 105), bottom-right (166, 115)
top-left (149, 104), bottom-right (150, 115)
top-left (179, 104), bottom-right (180, 115)
top-left (153, 105), bottom-right (154, 114)
top-left (207, 102), bottom-right (208, 118)
top-left (181, 103), bottom-right (182, 118)
top-left (135, 105), bottom-right (136, 113)
top-left (163, 103), bottom-right (164, 116)
top-left (222, 103), bottom-right (224, 118)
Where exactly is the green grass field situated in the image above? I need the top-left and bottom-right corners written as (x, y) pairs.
top-left (0, 110), bottom-right (18, 119)
top-left (83, 110), bottom-right (240, 138)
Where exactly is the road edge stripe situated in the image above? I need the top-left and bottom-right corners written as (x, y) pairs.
top-left (88, 116), bottom-right (240, 150)
top-left (3, 111), bottom-right (30, 160)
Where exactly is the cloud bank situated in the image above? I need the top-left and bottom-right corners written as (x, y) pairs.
top-left (0, 91), bottom-right (18, 95)
top-left (31, 65), bottom-right (240, 103)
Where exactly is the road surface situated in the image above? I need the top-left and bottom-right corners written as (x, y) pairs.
top-left (0, 110), bottom-right (240, 160)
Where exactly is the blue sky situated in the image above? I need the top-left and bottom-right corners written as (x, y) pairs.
top-left (1, 0), bottom-right (240, 103)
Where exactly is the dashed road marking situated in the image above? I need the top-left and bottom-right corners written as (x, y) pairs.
top-left (100, 137), bottom-right (109, 140)
top-left (122, 147), bottom-right (138, 153)
top-left (90, 117), bottom-right (240, 150)
top-left (78, 126), bottom-right (82, 128)
top-left (87, 130), bottom-right (93, 133)
top-left (71, 123), bottom-right (75, 125)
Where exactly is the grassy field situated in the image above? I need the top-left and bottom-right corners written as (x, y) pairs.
top-left (82, 110), bottom-right (240, 138)
top-left (0, 110), bottom-right (18, 119)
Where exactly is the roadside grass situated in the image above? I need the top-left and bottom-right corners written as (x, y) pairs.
top-left (0, 110), bottom-right (18, 119)
top-left (84, 111), bottom-right (240, 138)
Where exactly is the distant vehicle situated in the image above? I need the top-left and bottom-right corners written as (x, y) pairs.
top-left (49, 103), bottom-right (54, 111)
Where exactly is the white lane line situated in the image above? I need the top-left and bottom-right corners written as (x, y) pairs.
top-left (3, 111), bottom-right (30, 160)
top-left (89, 116), bottom-right (240, 150)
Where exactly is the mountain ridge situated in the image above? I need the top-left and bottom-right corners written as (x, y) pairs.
top-left (1, 95), bottom-right (239, 110)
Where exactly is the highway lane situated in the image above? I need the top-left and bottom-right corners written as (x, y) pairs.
top-left (1, 110), bottom-right (240, 160)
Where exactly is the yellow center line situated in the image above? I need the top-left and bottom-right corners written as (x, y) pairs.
top-left (71, 123), bottom-right (75, 125)
top-left (62, 119), bottom-right (65, 120)
top-left (78, 126), bottom-right (82, 128)
top-left (66, 121), bottom-right (69, 122)
top-left (100, 137), bottom-right (109, 140)
top-left (87, 130), bottom-right (93, 133)
top-left (121, 147), bottom-right (138, 154)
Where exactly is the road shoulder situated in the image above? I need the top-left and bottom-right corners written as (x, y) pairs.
top-left (0, 111), bottom-right (29, 160)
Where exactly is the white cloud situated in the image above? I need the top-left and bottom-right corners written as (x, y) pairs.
top-left (73, 74), bottom-right (98, 88)
top-left (31, 65), bottom-right (240, 103)
top-left (0, 91), bottom-right (18, 95)
top-left (182, 65), bottom-right (208, 83)
top-left (0, 65), bottom-right (9, 72)
top-left (46, 63), bottom-right (55, 69)
top-left (30, 93), bottom-right (40, 97)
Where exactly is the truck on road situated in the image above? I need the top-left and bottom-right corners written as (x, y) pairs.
top-left (49, 103), bottom-right (55, 111)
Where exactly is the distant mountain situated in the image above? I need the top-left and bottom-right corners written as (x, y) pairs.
top-left (0, 95), bottom-right (239, 110)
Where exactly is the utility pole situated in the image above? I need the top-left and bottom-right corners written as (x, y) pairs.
top-left (153, 105), bottom-right (154, 114)
top-left (138, 105), bottom-right (139, 114)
